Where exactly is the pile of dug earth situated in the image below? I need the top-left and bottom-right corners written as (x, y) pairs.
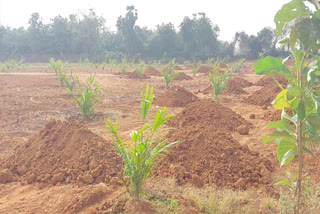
top-left (0, 120), bottom-right (122, 186)
top-left (154, 99), bottom-right (273, 190)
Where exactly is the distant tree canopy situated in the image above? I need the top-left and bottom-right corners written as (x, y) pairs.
top-left (0, 7), bottom-right (287, 62)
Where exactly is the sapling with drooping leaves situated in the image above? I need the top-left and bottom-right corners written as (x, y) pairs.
top-left (106, 84), bottom-right (179, 201)
top-left (254, 1), bottom-right (320, 213)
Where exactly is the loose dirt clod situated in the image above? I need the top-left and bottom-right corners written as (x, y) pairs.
top-left (154, 85), bottom-right (199, 107)
top-left (2, 120), bottom-right (122, 186)
top-left (154, 100), bottom-right (273, 190)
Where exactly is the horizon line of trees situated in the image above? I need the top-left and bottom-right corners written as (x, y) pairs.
top-left (0, 6), bottom-right (289, 63)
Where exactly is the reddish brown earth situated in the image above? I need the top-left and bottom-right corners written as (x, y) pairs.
top-left (1, 120), bottom-right (122, 186)
top-left (0, 63), bottom-right (319, 213)
top-left (198, 65), bottom-right (212, 73)
top-left (127, 71), bottom-right (150, 79)
top-left (155, 100), bottom-right (272, 190)
top-left (154, 85), bottom-right (199, 107)
top-left (255, 74), bottom-right (287, 87)
top-left (174, 65), bottom-right (183, 70)
top-left (229, 77), bottom-right (253, 88)
top-left (201, 77), bottom-right (252, 95)
top-left (167, 100), bottom-right (250, 134)
top-left (174, 72), bottom-right (193, 81)
top-left (245, 85), bottom-right (281, 106)
top-left (145, 66), bottom-right (161, 76)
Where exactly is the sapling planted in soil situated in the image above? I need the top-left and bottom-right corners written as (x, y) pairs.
top-left (106, 84), bottom-right (179, 201)
top-left (255, 1), bottom-right (320, 213)
top-left (208, 64), bottom-right (231, 101)
top-left (135, 60), bottom-right (145, 79)
top-left (67, 74), bottom-right (101, 119)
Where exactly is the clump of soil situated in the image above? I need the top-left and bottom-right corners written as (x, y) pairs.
top-left (198, 65), bottom-right (212, 73)
top-left (229, 77), bottom-right (253, 88)
top-left (167, 100), bottom-right (250, 132)
top-left (144, 66), bottom-right (161, 76)
top-left (245, 85), bottom-right (281, 106)
top-left (127, 71), bottom-right (149, 79)
top-left (174, 72), bottom-right (193, 81)
top-left (174, 65), bottom-right (183, 70)
top-left (154, 85), bottom-right (199, 107)
top-left (1, 120), bottom-right (122, 186)
top-left (154, 100), bottom-right (272, 190)
top-left (255, 74), bottom-right (287, 87)
top-left (225, 82), bottom-right (248, 95)
top-left (154, 130), bottom-right (273, 190)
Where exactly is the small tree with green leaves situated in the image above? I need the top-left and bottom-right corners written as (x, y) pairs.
top-left (208, 64), bottom-right (231, 101)
top-left (49, 58), bottom-right (65, 75)
top-left (161, 68), bottom-right (179, 88)
top-left (192, 61), bottom-right (201, 76)
top-left (109, 59), bottom-right (117, 73)
top-left (135, 60), bottom-right (145, 79)
top-left (67, 74), bottom-right (101, 119)
top-left (120, 58), bottom-right (128, 75)
top-left (161, 59), bottom-right (179, 88)
top-left (255, 1), bottom-right (320, 213)
top-left (106, 84), bottom-right (179, 201)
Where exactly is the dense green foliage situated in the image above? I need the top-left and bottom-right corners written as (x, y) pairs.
top-left (255, 0), bottom-right (320, 213)
top-left (106, 84), bottom-right (179, 200)
top-left (0, 6), bottom-right (287, 62)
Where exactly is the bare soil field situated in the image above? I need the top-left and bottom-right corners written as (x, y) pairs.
top-left (0, 62), bottom-right (319, 213)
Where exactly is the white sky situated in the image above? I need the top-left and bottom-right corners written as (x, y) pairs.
top-left (0, 0), bottom-right (290, 41)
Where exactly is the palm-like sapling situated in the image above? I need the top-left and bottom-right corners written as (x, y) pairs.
top-left (106, 84), bottom-right (179, 201)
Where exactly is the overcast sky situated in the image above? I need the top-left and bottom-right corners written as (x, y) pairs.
top-left (0, 0), bottom-right (290, 41)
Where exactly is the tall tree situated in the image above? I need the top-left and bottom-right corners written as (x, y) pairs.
top-left (116, 6), bottom-right (143, 56)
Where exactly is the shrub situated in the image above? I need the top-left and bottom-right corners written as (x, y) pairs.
top-left (68, 74), bottom-right (101, 119)
top-left (120, 58), bottom-right (128, 75)
top-left (208, 64), bottom-right (231, 101)
top-left (106, 84), bottom-right (179, 201)
top-left (135, 60), bottom-right (145, 79)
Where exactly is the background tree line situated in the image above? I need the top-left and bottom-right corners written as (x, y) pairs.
top-left (0, 6), bottom-right (288, 62)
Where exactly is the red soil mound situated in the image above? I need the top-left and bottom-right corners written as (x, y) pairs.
top-left (144, 66), bottom-right (161, 76)
top-left (1, 120), bottom-right (122, 186)
top-left (246, 85), bottom-right (281, 106)
top-left (127, 71), bottom-right (149, 79)
top-left (167, 100), bottom-right (250, 132)
top-left (225, 82), bottom-right (248, 95)
top-left (229, 77), bottom-right (253, 88)
top-left (154, 85), bottom-right (199, 107)
top-left (174, 72), bottom-right (193, 81)
top-left (255, 74), bottom-right (287, 87)
top-left (174, 65), bottom-right (183, 70)
top-left (198, 65), bottom-right (212, 73)
top-left (154, 100), bottom-right (272, 190)
top-left (201, 77), bottom-right (251, 95)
